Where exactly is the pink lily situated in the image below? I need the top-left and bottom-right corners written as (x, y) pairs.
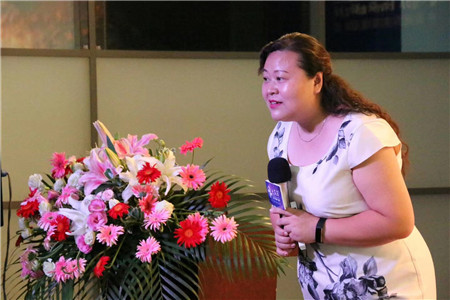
top-left (79, 148), bottom-right (121, 195)
top-left (115, 133), bottom-right (158, 159)
top-left (93, 120), bottom-right (115, 147)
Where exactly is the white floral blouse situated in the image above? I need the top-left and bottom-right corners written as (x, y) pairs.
top-left (267, 113), bottom-right (436, 299)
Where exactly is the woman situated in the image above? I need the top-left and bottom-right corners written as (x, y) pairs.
top-left (260, 33), bottom-right (436, 299)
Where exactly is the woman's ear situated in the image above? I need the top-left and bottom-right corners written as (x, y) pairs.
top-left (313, 72), bottom-right (323, 94)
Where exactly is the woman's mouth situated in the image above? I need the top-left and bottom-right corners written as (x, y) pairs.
top-left (269, 100), bottom-right (282, 108)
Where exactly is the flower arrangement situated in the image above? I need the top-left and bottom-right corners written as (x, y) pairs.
top-left (4, 121), bottom-right (285, 300)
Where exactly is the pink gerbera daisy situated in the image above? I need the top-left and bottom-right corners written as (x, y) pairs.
top-left (139, 194), bottom-right (158, 215)
top-left (132, 184), bottom-right (157, 198)
top-left (210, 215), bottom-right (239, 243)
top-left (180, 164), bottom-right (206, 190)
top-left (55, 186), bottom-right (79, 207)
top-left (64, 258), bottom-right (87, 280)
top-left (38, 212), bottom-right (59, 231)
top-left (74, 258), bottom-right (87, 278)
top-left (96, 224), bottom-right (124, 247)
top-left (54, 256), bottom-right (70, 283)
top-left (51, 152), bottom-right (69, 179)
top-left (144, 209), bottom-right (171, 231)
top-left (20, 246), bottom-right (38, 278)
top-left (136, 236), bottom-right (161, 263)
top-left (44, 226), bottom-right (55, 250)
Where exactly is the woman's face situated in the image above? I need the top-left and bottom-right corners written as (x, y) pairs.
top-left (261, 50), bottom-right (321, 123)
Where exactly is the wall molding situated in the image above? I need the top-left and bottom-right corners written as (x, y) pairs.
top-left (3, 187), bottom-right (448, 210)
top-left (2, 48), bottom-right (449, 60)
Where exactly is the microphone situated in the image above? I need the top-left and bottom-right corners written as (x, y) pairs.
top-left (266, 157), bottom-right (291, 210)
top-left (266, 157), bottom-right (306, 251)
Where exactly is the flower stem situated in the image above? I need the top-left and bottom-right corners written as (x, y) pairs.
top-left (106, 233), bottom-right (127, 269)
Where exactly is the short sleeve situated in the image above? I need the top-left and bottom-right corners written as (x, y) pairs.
top-left (267, 122), bottom-right (290, 160)
top-left (347, 118), bottom-right (401, 169)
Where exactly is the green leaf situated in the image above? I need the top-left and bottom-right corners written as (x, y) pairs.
top-left (4, 151), bottom-right (288, 300)
top-left (106, 135), bottom-right (117, 155)
top-left (61, 280), bottom-right (74, 299)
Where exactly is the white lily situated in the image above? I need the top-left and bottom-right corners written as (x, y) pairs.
top-left (157, 149), bottom-right (186, 194)
top-left (58, 196), bottom-right (93, 238)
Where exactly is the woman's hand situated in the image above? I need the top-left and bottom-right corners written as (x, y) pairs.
top-left (270, 206), bottom-right (317, 256)
top-left (269, 207), bottom-right (298, 256)
top-left (271, 206), bottom-right (318, 244)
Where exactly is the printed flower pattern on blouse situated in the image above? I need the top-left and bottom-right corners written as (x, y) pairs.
top-left (298, 252), bottom-right (320, 300)
top-left (298, 245), bottom-right (396, 300)
top-left (270, 122), bottom-right (285, 158)
top-left (323, 255), bottom-right (395, 299)
top-left (312, 119), bottom-right (352, 174)
top-left (293, 116), bottom-right (397, 299)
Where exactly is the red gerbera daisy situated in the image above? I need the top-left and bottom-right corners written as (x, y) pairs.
top-left (137, 163), bottom-right (161, 184)
top-left (174, 217), bottom-right (206, 248)
top-left (17, 199), bottom-right (40, 219)
top-left (179, 143), bottom-right (193, 155)
top-left (179, 137), bottom-right (203, 155)
top-left (208, 181), bottom-right (231, 208)
top-left (27, 188), bottom-right (38, 198)
top-left (108, 202), bottom-right (130, 219)
top-left (51, 215), bottom-right (71, 241)
top-left (191, 137), bottom-right (203, 149)
top-left (17, 188), bottom-right (43, 219)
top-left (139, 194), bottom-right (158, 214)
top-left (94, 256), bottom-right (110, 278)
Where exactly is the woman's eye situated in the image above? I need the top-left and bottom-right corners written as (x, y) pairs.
top-left (276, 77), bottom-right (284, 81)
top-left (262, 77), bottom-right (269, 82)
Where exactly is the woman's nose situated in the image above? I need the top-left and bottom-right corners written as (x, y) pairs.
top-left (267, 83), bottom-right (278, 95)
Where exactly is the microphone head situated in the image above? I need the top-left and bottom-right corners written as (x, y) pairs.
top-left (267, 157), bottom-right (291, 183)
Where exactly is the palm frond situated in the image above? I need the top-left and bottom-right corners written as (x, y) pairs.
top-left (198, 179), bottom-right (288, 281)
top-left (3, 136), bottom-right (287, 299)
